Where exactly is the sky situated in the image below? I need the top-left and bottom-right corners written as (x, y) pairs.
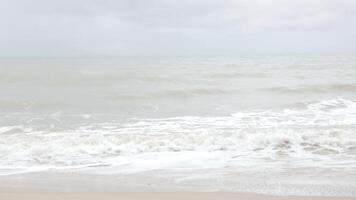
top-left (0, 0), bottom-right (356, 56)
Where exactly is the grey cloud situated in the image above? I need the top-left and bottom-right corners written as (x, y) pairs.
top-left (0, 0), bottom-right (355, 56)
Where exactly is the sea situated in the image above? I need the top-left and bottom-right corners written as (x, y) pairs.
top-left (0, 55), bottom-right (356, 195)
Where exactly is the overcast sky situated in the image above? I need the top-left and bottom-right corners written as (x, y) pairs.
top-left (0, 0), bottom-right (356, 56)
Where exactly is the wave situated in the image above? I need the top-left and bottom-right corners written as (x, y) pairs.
top-left (264, 84), bottom-right (356, 94)
top-left (210, 72), bottom-right (267, 79)
top-left (0, 98), bottom-right (355, 174)
top-left (152, 88), bottom-right (230, 98)
top-left (112, 88), bottom-right (231, 100)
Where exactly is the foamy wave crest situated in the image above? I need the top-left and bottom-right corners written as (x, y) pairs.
top-left (0, 98), bottom-right (356, 174)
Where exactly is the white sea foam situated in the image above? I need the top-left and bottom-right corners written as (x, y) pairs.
top-left (0, 98), bottom-right (355, 175)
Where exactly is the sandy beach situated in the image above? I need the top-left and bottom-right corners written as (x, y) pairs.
top-left (1, 192), bottom-right (356, 200)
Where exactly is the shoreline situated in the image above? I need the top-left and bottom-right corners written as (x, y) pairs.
top-left (1, 192), bottom-right (356, 200)
top-left (0, 170), bottom-right (355, 197)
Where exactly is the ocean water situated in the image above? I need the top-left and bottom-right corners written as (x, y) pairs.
top-left (1, 56), bottom-right (356, 195)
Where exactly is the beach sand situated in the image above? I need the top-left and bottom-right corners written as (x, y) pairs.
top-left (1, 171), bottom-right (356, 200)
top-left (1, 192), bottom-right (356, 200)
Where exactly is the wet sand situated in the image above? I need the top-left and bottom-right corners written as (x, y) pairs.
top-left (1, 192), bottom-right (356, 200)
top-left (1, 170), bottom-right (356, 198)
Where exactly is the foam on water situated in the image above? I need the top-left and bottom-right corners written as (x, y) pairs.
top-left (0, 98), bottom-right (355, 175)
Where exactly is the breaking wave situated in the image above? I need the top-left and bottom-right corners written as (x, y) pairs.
top-left (0, 98), bottom-right (356, 175)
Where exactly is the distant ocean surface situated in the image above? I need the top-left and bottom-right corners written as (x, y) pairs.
top-left (1, 56), bottom-right (356, 195)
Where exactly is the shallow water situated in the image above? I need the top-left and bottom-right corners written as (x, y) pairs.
top-left (0, 56), bottom-right (356, 195)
